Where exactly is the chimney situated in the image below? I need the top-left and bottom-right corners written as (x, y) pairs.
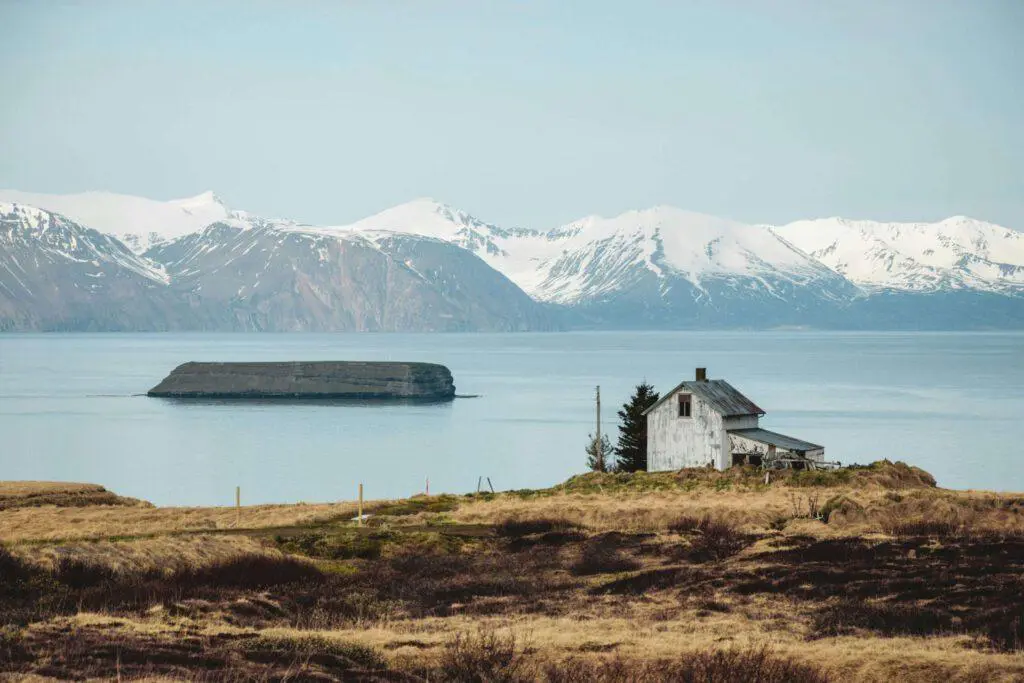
top-left (695, 367), bottom-right (707, 382)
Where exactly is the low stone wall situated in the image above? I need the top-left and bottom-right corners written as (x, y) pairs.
top-left (147, 361), bottom-right (456, 401)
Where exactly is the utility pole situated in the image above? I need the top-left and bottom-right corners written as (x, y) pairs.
top-left (358, 483), bottom-right (363, 527)
top-left (596, 385), bottom-right (602, 465)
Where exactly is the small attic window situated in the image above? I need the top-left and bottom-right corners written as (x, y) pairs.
top-left (678, 394), bottom-right (692, 417)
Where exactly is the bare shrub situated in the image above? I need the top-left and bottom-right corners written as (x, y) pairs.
top-left (240, 634), bottom-right (388, 671)
top-left (592, 567), bottom-right (692, 596)
top-left (571, 536), bottom-right (641, 576)
top-left (667, 515), bottom-right (703, 534)
top-left (670, 516), bottom-right (749, 562)
top-left (811, 599), bottom-right (953, 638)
top-left (166, 553), bottom-right (323, 591)
top-left (807, 492), bottom-right (821, 519)
top-left (882, 519), bottom-right (962, 538)
top-left (541, 646), bottom-right (830, 683)
top-left (694, 597), bottom-right (732, 615)
top-left (978, 608), bottom-right (1024, 653)
top-left (51, 556), bottom-right (120, 588)
top-left (495, 518), bottom-right (580, 537)
top-left (789, 492), bottom-right (805, 518)
top-left (436, 629), bottom-right (530, 683)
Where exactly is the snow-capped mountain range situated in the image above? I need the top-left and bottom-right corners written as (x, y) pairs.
top-left (775, 217), bottom-right (1024, 296)
top-left (0, 190), bottom-right (232, 252)
top-left (329, 199), bottom-right (857, 304)
top-left (0, 188), bottom-right (1021, 331)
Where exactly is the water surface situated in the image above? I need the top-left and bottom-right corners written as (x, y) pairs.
top-left (1, 332), bottom-right (1021, 505)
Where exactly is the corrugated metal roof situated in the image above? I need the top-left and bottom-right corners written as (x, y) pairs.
top-left (728, 428), bottom-right (823, 453)
top-left (642, 379), bottom-right (765, 417)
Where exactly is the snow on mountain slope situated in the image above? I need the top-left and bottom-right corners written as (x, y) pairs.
top-left (0, 203), bottom-right (167, 285)
top-left (144, 215), bottom-right (552, 332)
top-left (0, 203), bottom-right (197, 331)
top-left (0, 189), bottom-right (230, 252)
top-left (775, 216), bottom-right (1024, 295)
top-left (321, 198), bottom-right (564, 295)
top-left (4, 185), bottom-right (1023, 324)
top-left (327, 199), bottom-right (851, 305)
top-left (531, 207), bottom-right (851, 304)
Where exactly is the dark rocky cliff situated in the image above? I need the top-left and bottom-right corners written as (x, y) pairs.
top-left (147, 361), bottom-right (456, 400)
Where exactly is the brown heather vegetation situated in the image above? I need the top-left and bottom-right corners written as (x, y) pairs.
top-left (0, 481), bottom-right (149, 511)
top-left (1, 460), bottom-right (1022, 682)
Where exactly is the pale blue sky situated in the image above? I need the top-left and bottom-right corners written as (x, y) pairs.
top-left (1, 1), bottom-right (1022, 229)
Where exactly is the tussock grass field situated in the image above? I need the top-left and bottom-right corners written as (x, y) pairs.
top-left (1, 461), bottom-right (1022, 682)
top-left (0, 499), bottom-right (363, 543)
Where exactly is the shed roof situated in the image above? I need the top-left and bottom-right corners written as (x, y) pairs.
top-left (728, 428), bottom-right (823, 453)
top-left (642, 379), bottom-right (765, 418)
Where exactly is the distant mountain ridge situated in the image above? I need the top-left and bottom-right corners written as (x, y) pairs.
top-left (0, 189), bottom-right (1021, 331)
top-left (0, 201), bottom-right (552, 331)
top-left (0, 189), bottom-right (232, 252)
top-left (774, 216), bottom-right (1024, 296)
top-left (0, 203), bottom-right (187, 331)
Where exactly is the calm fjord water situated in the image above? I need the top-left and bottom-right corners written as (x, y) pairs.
top-left (1, 332), bottom-right (1021, 506)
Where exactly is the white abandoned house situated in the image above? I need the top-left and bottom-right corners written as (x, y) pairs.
top-left (644, 368), bottom-right (825, 471)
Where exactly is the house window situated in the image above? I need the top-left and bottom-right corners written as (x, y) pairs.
top-left (678, 394), bottom-right (692, 417)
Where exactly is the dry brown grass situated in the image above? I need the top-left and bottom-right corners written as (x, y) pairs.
top-left (0, 481), bottom-right (149, 511)
top-left (832, 489), bottom-right (1024, 536)
top-left (43, 611), bottom-right (1022, 683)
top-left (11, 534), bottom-right (279, 575)
top-left (451, 486), bottom-right (856, 535)
top-left (0, 500), bottom-right (362, 543)
top-left (363, 618), bottom-right (1024, 683)
top-left (3, 467), bottom-right (1023, 683)
top-left (0, 481), bottom-right (102, 496)
top-left (454, 485), bottom-right (1024, 539)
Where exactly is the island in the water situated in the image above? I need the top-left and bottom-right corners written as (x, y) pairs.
top-left (147, 361), bottom-right (456, 400)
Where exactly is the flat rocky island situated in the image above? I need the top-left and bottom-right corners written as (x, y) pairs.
top-left (147, 361), bottom-right (456, 401)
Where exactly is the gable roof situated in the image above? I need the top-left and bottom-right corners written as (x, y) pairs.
top-left (642, 379), bottom-right (765, 418)
top-left (727, 427), bottom-right (822, 453)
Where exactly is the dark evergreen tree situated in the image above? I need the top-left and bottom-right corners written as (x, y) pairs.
top-left (614, 382), bottom-right (660, 472)
top-left (585, 433), bottom-right (612, 473)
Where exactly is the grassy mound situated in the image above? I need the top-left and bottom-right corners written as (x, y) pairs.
top-left (551, 460), bottom-right (936, 495)
top-left (0, 482), bottom-right (151, 511)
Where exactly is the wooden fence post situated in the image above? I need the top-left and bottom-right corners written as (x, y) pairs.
top-left (358, 483), bottom-right (364, 527)
top-left (235, 486), bottom-right (240, 526)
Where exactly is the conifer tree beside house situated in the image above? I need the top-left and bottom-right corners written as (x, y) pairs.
top-left (585, 433), bottom-right (613, 472)
top-left (614, 382), bottom-right (660, 472)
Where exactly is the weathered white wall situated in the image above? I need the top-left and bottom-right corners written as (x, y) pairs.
top-left (719, 416), bottom-right (759, 469)
top-left (648, 389), bottom-right (727, 471)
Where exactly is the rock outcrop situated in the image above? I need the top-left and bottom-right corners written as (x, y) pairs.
top-left (147, 361), bottom-right (456, 401)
